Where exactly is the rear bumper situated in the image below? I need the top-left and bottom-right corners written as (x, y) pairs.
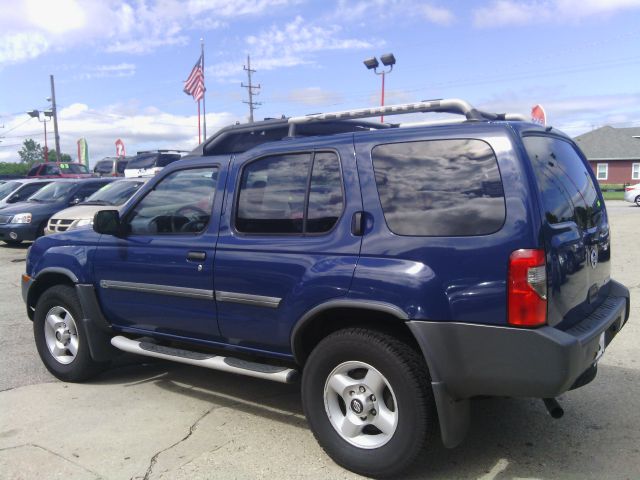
top-left (408, 279), bottom-right (630, 399)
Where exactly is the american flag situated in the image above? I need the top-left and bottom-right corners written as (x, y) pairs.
top-left (183, 54), bottom-right (205, 102)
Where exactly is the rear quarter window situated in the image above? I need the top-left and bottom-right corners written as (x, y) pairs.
top-left (372, 138), bottom-right (505, 236)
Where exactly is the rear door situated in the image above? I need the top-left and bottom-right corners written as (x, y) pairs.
top-left (523, 134), bottom-right (610, 328)
top-left (213, 136), bottom-right (362, 356)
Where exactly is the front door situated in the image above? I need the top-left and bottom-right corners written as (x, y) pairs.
top-left (93, 164), bottom-right (224, 341)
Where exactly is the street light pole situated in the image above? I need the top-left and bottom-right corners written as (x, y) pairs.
top-left (363, 53), bottom-right (396, 122)
top-left (27, 109), bottom-right (53, 162)
top-left (50, 75), bottom-right (61, 161)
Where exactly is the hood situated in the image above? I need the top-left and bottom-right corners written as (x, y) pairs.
top-left (0, 200), bottom-right (66, 217)
top-left (49, 204), bottom-right (105, 222)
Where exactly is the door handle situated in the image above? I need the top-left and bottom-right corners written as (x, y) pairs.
top-left (187, 251), bottom-right (206, 261)
top-left (351, 211), bottom-right (365, 236)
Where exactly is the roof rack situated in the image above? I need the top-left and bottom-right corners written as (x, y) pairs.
top-left (136, 149), bottom-right (189, 154)
top-left (287, 98), bottom-right (527, 136)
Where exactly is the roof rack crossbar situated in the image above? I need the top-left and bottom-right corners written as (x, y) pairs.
top-left (287, 98), bottom-right (527, 136)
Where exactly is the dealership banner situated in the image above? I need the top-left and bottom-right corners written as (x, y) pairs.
top-left (77, 137), bottom-right (89, 167)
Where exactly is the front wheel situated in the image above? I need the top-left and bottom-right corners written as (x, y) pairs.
top-left (302, 328), bottom-right (435, 478)
top-left (33, 285), bottom-right (108, 382)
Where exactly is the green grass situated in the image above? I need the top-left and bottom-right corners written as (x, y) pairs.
top-left (602, 191), bottom-right (625, 200)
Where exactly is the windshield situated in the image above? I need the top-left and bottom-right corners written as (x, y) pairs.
top-left (127, 154), bottom-right (158, 169)
top-left (85, 180), bottom-right (144, 205)
top-left (29, 181), bottom-right (76, 202)
top-left (60, 163), bottom-right (89, 174)
top-left (0, 181), bottom-right (21, 200)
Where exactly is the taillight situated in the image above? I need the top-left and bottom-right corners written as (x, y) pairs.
top-left (508, 249), bottom-right (547, 327)
top-left (625, 185), bottom-right (637, 191)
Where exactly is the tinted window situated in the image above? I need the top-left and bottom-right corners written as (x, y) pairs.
top-left (128, 154), bottom-right (158, 169)
top-left (524, 136), bottom-right (602, 228)
top-left (30, 182), bottom-right (76, 202)
top-left (86, 180), bottom-right (144, 206)
top-left (157, 154), bottom-right (181, 167)
top-left (237, 154), bottom-right (310, 234)
top-left (27, 166), bottom-right (40, 176)
top-left (117, 160), bottom-right (129, 174)
top-left (73, 182), bottom-right (111, 203)
top-left (372, 139), bottom-right (505, 236)
top-left (10, 182), bottom-right (50, 202)
top-left (60, 163), bottom-right (89, 174)
top-left (43, 165), bottom-right (61, 175)
top-left (0, 181), bottom-right (20, 200)
top-left (94, 160), bottom-right (113, 174)
top-left (307, 153), bottom-right (343, 233)
top-left (128, 168), bottom-right (218, 235)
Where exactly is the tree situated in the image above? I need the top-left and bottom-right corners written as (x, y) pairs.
top-left (47, 150), bottom-right (73, 162)
top-left (18, 138), bottom-right (44, 165)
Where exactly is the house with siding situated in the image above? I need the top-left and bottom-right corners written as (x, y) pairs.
top-left (574, 126), bottom-right (640, 185)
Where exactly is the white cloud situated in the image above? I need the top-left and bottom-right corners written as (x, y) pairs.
top-left (208, 16), bottom-right (375, 80)
top-left (75, 63), bottom-right (137, 80)
top-left (0, 0), bottom-right (299, 66)
top-left (421, 5), bottom-right (455, 25)
top-left (0, 103), bottom-right (238, 164)
top-left (473, 0), bottom-right (640, 28)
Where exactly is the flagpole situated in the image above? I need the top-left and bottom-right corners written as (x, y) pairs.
top-left (198, 100), bottom-right (201, 144)
top-left (201, 38), bottom-right (207, 141)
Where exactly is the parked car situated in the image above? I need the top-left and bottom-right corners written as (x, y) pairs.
top-left (0, 178), bottom-right (114, 244)
top-left (93, 157), bottom-right (132, 177)
top-left (21, 99), bottom-right (630, 477)
top-left (624, 183), bottom-right (640, 206)
top-left (123, 150), bottom-right (186, 178)
top-left (0, 179), bottom-right (52, 209)
top-left (27, 162), bottom-right (93, 178)
top-left (45, 178), bottom-right (148, 235)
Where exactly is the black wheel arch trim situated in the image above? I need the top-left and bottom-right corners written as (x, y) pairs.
top-left (34, 267), bottom-right (79, 283)
top-left (290, 298), bottom-right (409, 363)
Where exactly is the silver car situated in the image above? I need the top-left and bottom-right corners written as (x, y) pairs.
top-left (0, 178), bottom-right (51, 209)
top-left (624, 183), bottom-right (640, 206)
top-left (45, 178), bottom-right (148, 234)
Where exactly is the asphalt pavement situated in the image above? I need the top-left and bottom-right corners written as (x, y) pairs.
top-left (0, 200), bottom-right (638, 479)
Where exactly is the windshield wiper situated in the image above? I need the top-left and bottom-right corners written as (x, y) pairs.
top-left (81, 200), bottom-right (111, 206)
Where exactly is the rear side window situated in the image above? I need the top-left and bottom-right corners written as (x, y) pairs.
top-left (157, 154), bottom-right (181, 167)
top-left (236, 151), bottom-right (344, 234)
top-left (524, 136), bottom-right (602, 228)
top-left (372, 139), bottom-right (505, 236)
top-left (94, 160), bottom-right (113, 174)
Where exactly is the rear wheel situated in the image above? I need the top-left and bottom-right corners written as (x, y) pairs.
top-left (302, 328), bottom-right (435, 478)
top-left (635, 195), bottom-right (640, 207)
top-left (33, 285), bottom-right (108, 382)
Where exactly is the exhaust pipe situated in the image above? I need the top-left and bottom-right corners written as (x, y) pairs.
top-left (543, 398), bottom-right (564, 419)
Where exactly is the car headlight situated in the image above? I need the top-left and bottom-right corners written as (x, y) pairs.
top-left (75, 218), bottom-right (93, 228)
top-left (10, 213), bottom-right (32, 224)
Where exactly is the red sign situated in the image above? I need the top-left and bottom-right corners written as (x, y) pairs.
top-left (531, 104), bottom-right (546, 126)
top-left (115, 138), bottom-right (126, 157)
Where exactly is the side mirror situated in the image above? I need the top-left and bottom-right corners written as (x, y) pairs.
top-left (93, 210), bottom-right (121, 235)
top-left (70, 197), bottom-right (82, 205)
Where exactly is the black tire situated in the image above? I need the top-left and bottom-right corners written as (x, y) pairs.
top-left (635, 195), bottom-right (640, 207)
top-left (2, 239), bottom-right (22, 246)
top-left (33, 285), bottom-right (108, 382)
top-left (302, 328), bottom-right (435, 478)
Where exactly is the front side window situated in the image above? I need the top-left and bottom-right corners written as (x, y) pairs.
top-left (372, 139), bottom-right (505, 236)
top-left (236, 151), bottom-right (343, 235)
top-left (596, 163), bottom-right (608, 180)
top-left (632, 163), bottom-right (640, 180)
top-left (127, 167), bottom-right (218, 235)
top-left (43, 165), bottom-right (61, 175)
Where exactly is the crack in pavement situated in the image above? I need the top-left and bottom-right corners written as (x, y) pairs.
top-left (142, 406), bottom-right (216, 480)
top-left (0, 443), bottom-right (104, 478)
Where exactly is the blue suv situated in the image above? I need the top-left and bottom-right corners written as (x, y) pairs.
top-left (21, 99), bottom-right (630, 477)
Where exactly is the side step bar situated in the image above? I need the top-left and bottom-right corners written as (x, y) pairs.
top-left (111, 336), bottom-right (298, 384)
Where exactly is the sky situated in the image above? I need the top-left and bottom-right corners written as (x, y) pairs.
top-left (1, 0), bottom-right (639, 165)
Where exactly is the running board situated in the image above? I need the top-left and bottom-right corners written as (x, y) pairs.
top-left (110, 336), bottom-right (298, 384)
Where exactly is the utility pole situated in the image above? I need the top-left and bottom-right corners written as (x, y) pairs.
top-left (49, 75), bottom-right (61, 160)
top-left (241, 55), bottom-right (261, 123)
